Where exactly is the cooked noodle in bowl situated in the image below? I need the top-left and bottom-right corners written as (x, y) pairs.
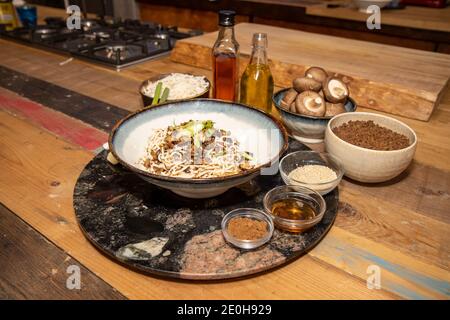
top-left (109, 99), bottom-right (288, 198)
top-left (140, 120), bottom-right (255, 178)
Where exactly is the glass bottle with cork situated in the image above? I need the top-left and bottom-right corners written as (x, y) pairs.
top-left (239, 33), bottom-right (274, 113)
top-left (212, 10), bottom-right (239, 102)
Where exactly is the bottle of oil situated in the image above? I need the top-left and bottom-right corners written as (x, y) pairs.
top-left (212, 10), bottom-right (239, 102)
top-left (239, 33), bottom-right (274, 113)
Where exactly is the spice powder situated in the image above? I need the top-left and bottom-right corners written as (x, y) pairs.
top-left (333, 120), bottom-right (410, 151)
top-left (227, 217), bottom-right (268, 240)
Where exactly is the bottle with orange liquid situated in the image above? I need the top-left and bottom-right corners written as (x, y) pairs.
top-left (212, 10), bottom-right (239, 102)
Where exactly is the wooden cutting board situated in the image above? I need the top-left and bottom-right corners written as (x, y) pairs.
top-left (170, 23), bottom-right (450, 121)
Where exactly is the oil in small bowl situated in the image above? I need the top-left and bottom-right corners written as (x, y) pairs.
top-left (263, 185), bottom-right (326, 233)
top-left (271, 198), bottom-right (317, 221)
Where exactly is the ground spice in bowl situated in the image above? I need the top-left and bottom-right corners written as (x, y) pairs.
top-left (227, 217), bottom-right (268, 240)
top-left (332, 120), bottom-right (410, 151)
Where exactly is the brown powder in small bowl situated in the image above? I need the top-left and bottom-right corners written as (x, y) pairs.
top-left (227, 217), bottom-right (268, 240)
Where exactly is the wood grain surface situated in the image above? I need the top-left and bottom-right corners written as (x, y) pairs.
top-left (170, 23), bottom-right (450, 121)
top-left (306, 3), bottom-right (450, 33)
top-left (0, 11), bottom-right (449, 299)
top-left (0, 203), bottom-right (125, 300)
top-left (0, 110), bottom-right (400, 299)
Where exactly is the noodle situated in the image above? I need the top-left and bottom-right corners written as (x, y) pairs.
top-left (139, 120), bottom-right (255, 178)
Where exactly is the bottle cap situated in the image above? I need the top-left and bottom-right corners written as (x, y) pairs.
top-left (252, 33), bottom-right (268, 48)
top-left (218, 10), bottom-right (236, 27)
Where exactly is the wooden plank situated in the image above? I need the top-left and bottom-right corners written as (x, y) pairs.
top-left (253, 17), bottom-right (436, 52)
top-left (340, 161), bottom-right (450, 224)
top-left (310, 228), bottom-right (450, 299)
top-left (170, 23), bottom-right (450, 121)
top-left (0, 110), bottom-right (399, 299)
top-left (306, 4), bottom-right (450, 34)
top-left (0, 203), bottom-right (126, 300)
top-left (0, 88), bottom-right (107, 151)
top-left (0, 65), bottom-right (129, 131)
top-left (336, 187), bottom-right (450, 271)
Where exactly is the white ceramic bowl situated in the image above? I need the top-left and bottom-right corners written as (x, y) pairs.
top-left (353, 0), bottom-right (392, 12)
top-left (109, 99), bottom-right (288, 198)
top-left (325, 112), bottom-right (417, 183)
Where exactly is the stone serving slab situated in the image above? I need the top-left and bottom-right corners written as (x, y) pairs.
top-left (73, 141), bottom-right (338, 280)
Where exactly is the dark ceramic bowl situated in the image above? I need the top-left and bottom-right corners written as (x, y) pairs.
top-left (139, 73), bottom-right (211, 107)
top-left (109, 99), bottom-right (288, 198)
top-left (273, 88), bottom-right (357, 144)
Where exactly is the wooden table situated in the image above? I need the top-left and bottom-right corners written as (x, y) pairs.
top-left (0, 10), bottom-right (449, 300)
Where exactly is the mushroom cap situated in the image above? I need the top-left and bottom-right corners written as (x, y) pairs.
top-left (281, 88), bottom-right (298, 109)
top-left (289, 102), bottom-right (297, 113)
top-left (280, 99), bottom-right (290, 110)
top-left (293, 77), bottom-right (322, 93)
top-left (323, 77), bottom-right (349, 103)
top-left (325, 102), bottom-right (346, 117)
top-left (305, 66), bottom-right (328, 83)
top-left (295, 91), bottom-right (326, 117)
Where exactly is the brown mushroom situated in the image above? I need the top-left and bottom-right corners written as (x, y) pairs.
top-left (280, 88), bottom-right (298, 110)
top-left (305, 66), bottom-right (328, 83)
top-left (325, 102), bottom-right (346, 117)
top-left (323, 77), bottom-right (349, 103)
top-left (289, 102), bottom-right (297, 113)
top-left (293, 77), bottom-right (322, 93)
top-left (295, 91), bottom-right (326, 117)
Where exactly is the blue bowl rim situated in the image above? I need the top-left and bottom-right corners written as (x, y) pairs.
top-left (273, 87), bottom-right (357, 120)
top-left (109, 98), bottom-right (289, 185)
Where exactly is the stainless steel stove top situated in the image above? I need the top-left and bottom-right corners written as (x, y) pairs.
top-left (0, 17), bottom-right (202, 70)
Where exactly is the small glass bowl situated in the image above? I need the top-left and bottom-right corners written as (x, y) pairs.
top-left (221, 208), bottom-right (274, 250)
top-left (279, 151), bottom-right (344, 195)
top-left (263, 185), bottom-right (326, 233)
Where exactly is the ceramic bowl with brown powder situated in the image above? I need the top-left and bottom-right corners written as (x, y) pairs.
top-left (325, 112), bottom-right (417, 183)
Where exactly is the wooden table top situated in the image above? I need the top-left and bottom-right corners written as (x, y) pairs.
top-left (305, 2), bottom-right (450, 33)
top-left (0, 21), bottom-right (449, 298)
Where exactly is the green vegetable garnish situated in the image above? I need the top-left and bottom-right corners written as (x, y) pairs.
top-left (151, 82), bottom-right (163, 106)
top-left (177, 120), bottom-right (215, 148)
top-left (242, 152), bottom-right (254, 161)
top-left (160, 87), bottom-right (170, 104)
top-left (180, 120), bottom-right (214, 136)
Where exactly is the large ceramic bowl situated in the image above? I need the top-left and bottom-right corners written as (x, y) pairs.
top-left (325, 112), bottom-right (417, 183)
top-left (109, 99), bottom-right (288, 198)
top-left (273, 88), bottom-right (357, 144)
top-left (139, 73), bottom-right (211, 107)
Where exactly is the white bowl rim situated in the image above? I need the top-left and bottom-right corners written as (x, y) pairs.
top-left (326, 112), bottom-right (418, 154)
top-left (109, 98), bottom-right (289, 184)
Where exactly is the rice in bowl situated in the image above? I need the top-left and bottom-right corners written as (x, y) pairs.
top-left (141, 73), bottom-right (210, 100)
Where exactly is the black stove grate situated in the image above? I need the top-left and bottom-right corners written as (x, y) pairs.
top-left (0, 17), bottom-right (202, 70)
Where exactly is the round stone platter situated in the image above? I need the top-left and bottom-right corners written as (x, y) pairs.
top-left (73, 140), bottom-right (338, 280)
